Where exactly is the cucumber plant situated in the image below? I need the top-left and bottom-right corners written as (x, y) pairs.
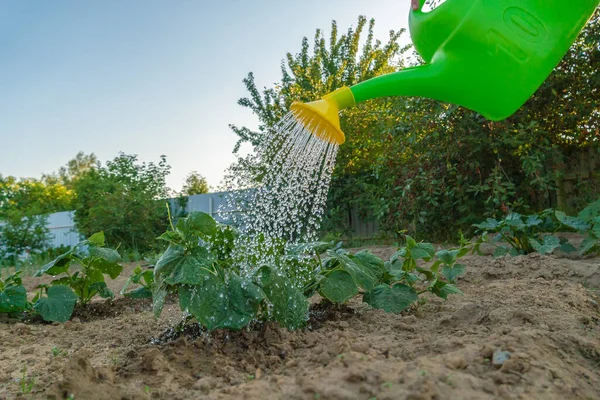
top-left (152, 211), bottom-right (309, 331)
top-left (0, 271), bottom-right (29, 316)
top-left (33, 231), bottom-right (123, 322)
top-left (304, 235), bottom-right (473, 313)
top-left (473, 199), bottom-right (600, 257)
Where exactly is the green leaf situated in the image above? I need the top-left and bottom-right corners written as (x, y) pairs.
top-left (558, 241), bottom-right (577, 254)
top-left (157, 230), bottom-right (185, 245)
top-left (141, 270), bottom-right (154, 286)
top-left (529, 235), bottom-right (560, 255)
top-left (554, 211), bottom-right (589, 232)
top-left (319, 270), bottom-right (358, 303)
top-left (363, 284), bottom-right (418, 313)
top-left (492, 246), bottom-right (509, 258)
top-left (90, 258), bottom-right (123, 279)
top-left (34, 285), bottom-right (78, 323)
top-left (352, 250), bottom-right (385, 280)
top-left (35, 250), bottom-right (73, 277)
top-left (577, 199), bottom-right (600, 223)
top-left (524, 215), bottom-right (543, 227)
top-left (179, 275), bottom-right (263, 331)
top-left (579, 235), bottom-right (599, 256)
top-left (435, 249), bottom-right (460, 265)
top-left (124, 286), bottom-right (153, 299)
top-left (89, 282), bottom-right (114, 299)
top-left (327, 250), bottom-right (377, 291)
top-left (87, 231), bottom-right (105, 247)
top-left (155, 245), bottom-right (214, 285)
top-left (442, 264), bottom-right (465, 282)
top-left (431, 282), bottom-right (463, 299)
top-left (411, 242), bottom-right (435, 261)
top-left (88, 246), bottom-right (121, 263)
top-left (177, 212), bottom-right (217, 237)
top-left (50, 276), bottom-right (72, 286)
top-left (257, 267), bottom-right (308, 330)
top-left (473, 218), bottom-right (499, 231)
top-left (152, 285), bottom-right (168, 319)
top-left (405, 235), bottom-right (417, 247)
top-left (504, 213), bottom-right (525, 229)
top-left (0, 285), bottom-right (28, 313)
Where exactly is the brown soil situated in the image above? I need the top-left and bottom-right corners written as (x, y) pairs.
top-left (1, 251), bottom-right (600, 400)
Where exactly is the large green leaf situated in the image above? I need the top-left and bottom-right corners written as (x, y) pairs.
top-left (154, 245), bottom-right (184, 278)
top-left (34, 285), bottom-right (78, 323)
top-left (179, 275), bottom-right (263, 331)
top-left (352, 250), bottom-right (385, 280)
top-left (89, 282), bottom-right (114, 299)
top-left (176, 211), bottom-right (217, 237)
top-left (410, 243), bottom-right (435, 261)
top-left (554, 211), bottom-right (589, 232)
top-left (327, 250), bottom-right (377, 290)
top-left (124, 286), bottom-right (153, 299)
top-left (0, 286), bottom-right (28, 313)
top-left (87, 231), bottom-right (105, 246)
top-left (492, 246), bottom-right (509, 258)
top-left (473, 218), bottom-right (500, 231)
top-left (157, 230), bottom-right (185, 246)
top-left (154, 245), bottom-right (214, 285)
top-left (577, 199), bottom-right (600, 223)
top-left (435, 249), bottom-right (460, 265)
top-left (579, 235), bottom-right (599, 256)
top-left (319, 270), bottom-right (358, 303)
top-left (442, 264), bottom-right (465, 282)
top-left (90, 258), bottom-right (123, 279)
top-left (152, 285), bottom-right (169, 318)
top-left (529, 235), bottom-right (560, 255)
top-left (88, 246), bottom-right (121, 263)
top-left (504, 213), bottom-right (525, 229)
top-left (525, 215), bottom-right (543, 227)
top-left (430, 281), bottom-right (463, 299)
top-left (257, 267), bottom-right (308, 330)
top-left (35, 250), bottom-right (73, 277)
top-left (363, 284), bottom-right (418, 313)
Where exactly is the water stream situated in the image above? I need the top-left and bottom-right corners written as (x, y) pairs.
top-left (219, 111), bottom-right (339, 284)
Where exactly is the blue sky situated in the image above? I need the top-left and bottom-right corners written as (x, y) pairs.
top-left (0, 0), bottom-right (411, 192)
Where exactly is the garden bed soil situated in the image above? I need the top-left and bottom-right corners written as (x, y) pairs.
top-left (1, 249), bottom-right (600, 400)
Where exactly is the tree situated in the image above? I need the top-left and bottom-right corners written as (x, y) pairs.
top-left (42, 152), bottom-right (99, 189)
top-left (181, 171), bottom-right (209, 195)
top-left (0, 175), bottom-right (73, 262)
top-left (0, 213), bottom-right (49, 263)
top-left (72, 153), bottom-right (171, 253)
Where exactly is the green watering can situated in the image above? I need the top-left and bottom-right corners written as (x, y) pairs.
top-left (291, 0), bottom-right (600, 145)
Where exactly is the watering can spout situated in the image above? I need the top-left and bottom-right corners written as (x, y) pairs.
top-left (290, 87), bottom-right (356, 145)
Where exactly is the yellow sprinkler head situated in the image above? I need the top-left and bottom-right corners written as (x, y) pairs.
top-left (290, 87), bottom-right (355, 145)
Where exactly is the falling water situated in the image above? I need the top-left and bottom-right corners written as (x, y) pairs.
top-left (219, 111), bottom-right (339, 283)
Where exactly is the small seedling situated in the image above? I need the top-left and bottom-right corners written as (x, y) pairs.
top-left (109, 352), bottom-right (120, 367)
top-left (381, 382), bottom-right (394, 389)
top-left (51, 346), bottom-right (67, 357)
top-left (446, 374), bottom-right (455, 387)
top-left (18, 366), bottom-right (35, 395)
top-left (144, 385), bottom-right (152, 395)
top-left (246, 374), bottom-right (255, 381)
